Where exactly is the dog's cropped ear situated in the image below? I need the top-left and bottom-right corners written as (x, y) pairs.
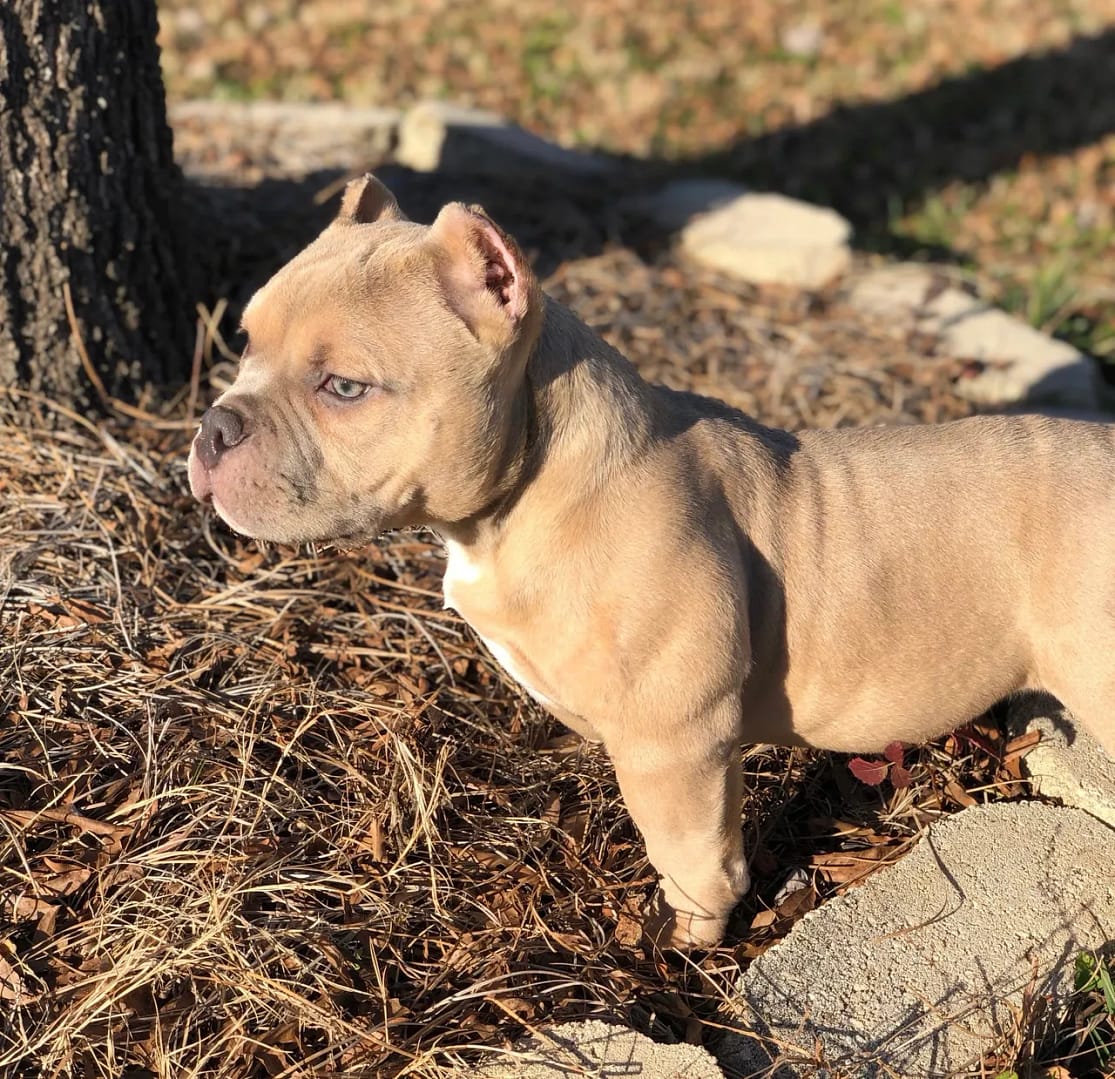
top-left (428, 202), bottom-right (538, 345)
top-left (336, 173), bottom-right (405, 225)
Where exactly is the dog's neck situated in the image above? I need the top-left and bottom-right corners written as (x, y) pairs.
top-left (438, 296), bottom-right (657, 552)
top-left (528, 297), bottom-right (658, 465)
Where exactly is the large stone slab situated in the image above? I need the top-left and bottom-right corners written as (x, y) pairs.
top-left (720, 801), bottom-right (1115, 1078)
top-left (396, 100), bottom-right (615, 178)
top-left (848, 264), bottom-right (1099, 408)
top-left (169, 100), bottom-right (400, 176)
top-left (1014, 699), bottom-right (1115, 830)
top-left (680, 193), bottom-right (852, 289)
top-left (478, 1020), bottom-right (723, 1077)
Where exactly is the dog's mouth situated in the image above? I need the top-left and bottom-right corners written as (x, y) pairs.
top-left (187, 436), bottom-right (389, 546)
top-left (209, 494), bottom-right (256, 538)
top-left (187, 444), bottom-right (214, 503)
top-left (187, 444), bottom-right (254, 536)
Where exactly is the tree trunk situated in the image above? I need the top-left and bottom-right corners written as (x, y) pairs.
top-left (0, 1), bottom-right (195, 408)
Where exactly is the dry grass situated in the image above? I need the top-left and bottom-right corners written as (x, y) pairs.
top-left (0, 248), bottom-right (1048, 1077)
top-left (6, 3), bottom-right (1113, 1068)
top-left (1, 387), bottom-right (634, 1077)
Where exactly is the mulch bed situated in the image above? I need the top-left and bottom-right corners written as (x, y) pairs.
top-left (0, 148), bottom-right (1049, 1076)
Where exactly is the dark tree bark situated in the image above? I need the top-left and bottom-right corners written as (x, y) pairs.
top-left (0, 1), bottom-right (195, 408)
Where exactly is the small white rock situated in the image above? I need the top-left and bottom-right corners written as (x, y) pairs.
top-left (846, 264), bottom-right (945, 318)
top-left (680, 193), bottom-right (852, 289)
top-left (169, 101), bottom-right (400, 170)
top-left (847, 264), bottom-right (1101, 409)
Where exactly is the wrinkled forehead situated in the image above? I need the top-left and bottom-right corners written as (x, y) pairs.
top-left (241, 220), bottom-right (431, 353)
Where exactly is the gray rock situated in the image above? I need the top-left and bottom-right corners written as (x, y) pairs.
top-left (680, 194), bottom-right (852, 289)
top-left (477, 1019), bottom-right (723, 1077)
top-left (720, 801), bottom-right (1115, 1078)
top-left (1013, 700), bottom-right (1115, 830)
top-left (847, 265), bottom-right (1100, 409)
top-left (169, 100), bottom-right (400, 175)
top-left (625, 179), bottom-right (749, 232)
top-left (396, 100), bottom-right (615, 177)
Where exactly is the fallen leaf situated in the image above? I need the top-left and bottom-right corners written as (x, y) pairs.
top-left (0, 941), bottom-right (36, 1004)
top-left (849, 756), bottom-right (889, 786)
top-left (884, 741), bottom-right (905, 765)
top-left (811, 844), bottom-right (898, 886)
top-left (890, 763), bottom-right (912, 789)
top-left (1003, 730), bottom-right (1041, 762)
top-left (944, 778), bottom-right (978, 808)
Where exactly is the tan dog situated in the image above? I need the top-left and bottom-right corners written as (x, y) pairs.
top-left (188, 174), bottom-right (1115, 949)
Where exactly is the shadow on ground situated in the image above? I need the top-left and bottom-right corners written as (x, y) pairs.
top-left (676, 27), bottom-right (1115, 254)
top-left (192, 23), bottom-right (1115, 313)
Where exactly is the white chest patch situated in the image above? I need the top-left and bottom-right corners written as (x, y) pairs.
top-left (442, 540), bottom-right (482, 615)
top-left (442, 541), bottom-right (557, 710)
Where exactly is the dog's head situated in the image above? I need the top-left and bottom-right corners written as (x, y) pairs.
top-left (187, 175), bottom-right (543, 544)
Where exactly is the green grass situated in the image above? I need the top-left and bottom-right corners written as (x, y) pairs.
top-left (1071, 950), bottom-right (1115, 1069)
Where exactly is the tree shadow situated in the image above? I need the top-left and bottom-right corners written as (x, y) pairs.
top-left (658, 26), bottom-right (1115, 259)
top-left (190, 163), bottom-right (629, 318)
top-left (190, 25), bottom-right (1115, 320)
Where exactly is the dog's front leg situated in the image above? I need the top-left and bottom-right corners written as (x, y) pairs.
top-left (608, 698), bottom-right (748, 949)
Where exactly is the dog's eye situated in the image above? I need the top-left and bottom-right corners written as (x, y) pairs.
top-left (323, 375), bottom-right (371, 399)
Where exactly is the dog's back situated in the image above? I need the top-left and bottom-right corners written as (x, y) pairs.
top-left (675, 408), bottom-right (1115, 753)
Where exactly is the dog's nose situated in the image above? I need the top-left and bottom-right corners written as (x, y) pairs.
top-left (195, 405), bottom-right (248, 469)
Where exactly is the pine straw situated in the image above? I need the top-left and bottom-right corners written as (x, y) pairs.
top-left (0, 256), bottom-right (1040, 1078)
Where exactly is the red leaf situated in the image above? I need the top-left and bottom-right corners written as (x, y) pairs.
top-left (849, 757), bottom-right (889, 786)
top-left (889, 764), bottom-right (912, 789)
top-left (883, 741), bottom-right (905, 765)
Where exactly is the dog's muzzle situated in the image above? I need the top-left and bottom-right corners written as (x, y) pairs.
top-left (195, 405), bottom-right (249, 470)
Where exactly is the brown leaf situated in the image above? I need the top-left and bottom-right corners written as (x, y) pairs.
top-left (811, 844), bottom-right (897, 886)
top-left (750, 908), bottom-right (777, 929)
top-left (775, 884), bottom-right (817, 923)
top-left (613, 898), bottom-right (645, 947)
top-left (0, 943), bottom-right (36, 1005)
top-left (541, 794), bottom-right (561, 828)
top-left (558, 807), bottom-right (589, 850)
top-left (352, 816), bottom-right (385, 861)
top-left (1, 807), bottom-right (131, 839)
top-left (61, 597), bottom-right (110, 625)
top-left (809, 818), bottom-right (871, 839)
top-left (26, 595), bottom-right (109, 628)
top-left (1003, 729), bottom-right (1041, 762)
top-left (38, 867), bottom-right (93, 897)
top-left (944, 778), bottom-right (978, 809)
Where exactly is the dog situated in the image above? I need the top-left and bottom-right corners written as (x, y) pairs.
top-left (188, 174), bottom-right (1115, 949)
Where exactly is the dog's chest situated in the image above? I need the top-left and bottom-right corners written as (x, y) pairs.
top-left (442, 541), bottom-right (557, 710)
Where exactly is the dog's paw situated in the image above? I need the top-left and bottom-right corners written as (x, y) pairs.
top-left (641, 891), bottom-right (727, 952)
